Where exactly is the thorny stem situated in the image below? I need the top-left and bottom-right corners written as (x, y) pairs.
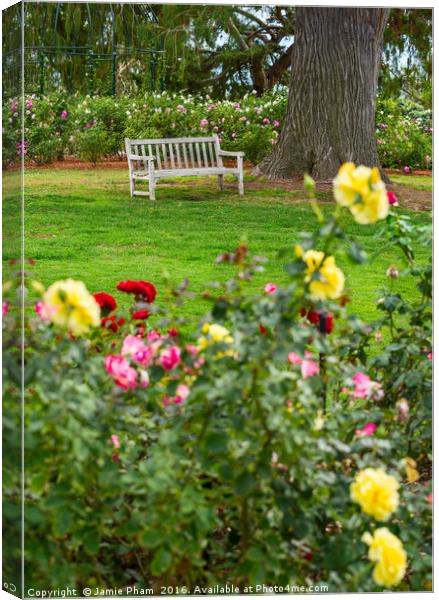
top-left (319, 351), bottom-right (327, 413)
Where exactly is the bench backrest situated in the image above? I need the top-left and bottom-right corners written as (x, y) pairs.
top-left (125, 136), bottom-right (222, 172)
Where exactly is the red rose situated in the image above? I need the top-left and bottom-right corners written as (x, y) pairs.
top-left (307, 310), bottom-right (320, 325)
top-left (132, 310), bottom-right (150, 320)
top-left (259, 324), bottom-right (268, 335)
top-left (387, 191), bottom-right (399, 206)
top-left (168, 328), bottom-right (179, 336)
top-left (101, 315), bottom-right (125, 332)
top-left (116, 280), bottom-right (157, 303)
top-left (93, 292), bottom-right (117, 315)
top-left (319, 313), bottom-right (334, 334)
top-left (136, 324), bottom-right (145, 336)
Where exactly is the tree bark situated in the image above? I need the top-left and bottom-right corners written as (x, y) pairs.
top-left (255, 8), bottom-right (390, 181)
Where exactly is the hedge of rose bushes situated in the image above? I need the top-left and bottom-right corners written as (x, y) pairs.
top-left (3, 164), bottom-right (431, 593)
top-left (2, 91), bottom-right (432, 169)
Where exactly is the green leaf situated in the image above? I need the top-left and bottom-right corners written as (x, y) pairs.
top-left (204, 430), bottom-right (228, 454)
top-left (141, 528), bottom-right (166, 549)
top-left (234, 471), bottom-right (255, 495)
top-left (150, 547), bottom-right (172, 575)
top-left (53, 509), bottom-right (73, 536)
top-left (349, 241), bottom-right (368, 264)
top-left (284, 261), bottom-right (306, 276)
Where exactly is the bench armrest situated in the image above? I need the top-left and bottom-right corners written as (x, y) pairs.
top-left (128, 154), bottom-right (155, 161)
top-left (218, 150), bottom-right (245, 157)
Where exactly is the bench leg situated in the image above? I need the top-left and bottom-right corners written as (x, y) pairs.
top-left (238, 158), bottom-right (244, 196)
top-left (218, 174), bottom-right (224, 191)
top-left (149, 165), bottom-right (156, 201)
top-left (130, 177), bottom-right (135, 197)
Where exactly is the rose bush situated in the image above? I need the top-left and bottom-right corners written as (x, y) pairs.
top-left (2, 165), bottom-right (431, 593)
top-left (2, 92), bottom-right (431, 168)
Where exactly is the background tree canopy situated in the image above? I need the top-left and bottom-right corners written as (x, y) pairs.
top-left (2, 4), bottom-right (432, 107)
top-left (155, 5), bottom-right (431, 107)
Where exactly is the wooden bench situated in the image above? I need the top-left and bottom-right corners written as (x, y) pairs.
top-left (125, 135), bottom-right (245, 200)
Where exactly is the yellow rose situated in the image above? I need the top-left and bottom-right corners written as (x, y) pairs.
top-left (333, 163), bottom-right (389, 224)
top-left (198, 323), bottom-right (234, 357)
top-left (43, 279), bottom-right (100, 335)
top-left (31, 280), bottom-right (45, 295)
top-left (350, 468), bottom-right (399, 521)
top-left (302, 250), bottom-right (345, 300)
top-left (405, 457), bottom-right (420, 483)
top-left (362, 528), bottom-right (407, 588)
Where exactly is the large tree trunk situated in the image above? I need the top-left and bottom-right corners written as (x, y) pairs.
top-left (256, 8), bottom-right (389, 180)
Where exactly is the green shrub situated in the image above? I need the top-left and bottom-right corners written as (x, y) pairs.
top-left (3, 168), bottom-right (431, 592)
top-left (75, 125), bottom-right (113, 164)
top-left (2, 92), bottom-right (432, 168)
top-left (376, 98), bottom-right (432, 170)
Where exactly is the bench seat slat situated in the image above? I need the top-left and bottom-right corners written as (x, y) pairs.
top-left (133, 167), bottom-right (239, 178)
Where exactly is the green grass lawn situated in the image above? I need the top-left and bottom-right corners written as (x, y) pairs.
top-left (389, 174), bottom-right (433, 191)
top-left (2, 169), bottom-right (431, 327)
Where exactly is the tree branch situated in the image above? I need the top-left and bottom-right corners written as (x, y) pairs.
top-left (266, 43), bottom-right (294, 87)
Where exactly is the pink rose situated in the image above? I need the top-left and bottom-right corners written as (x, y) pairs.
top-left (34, 301), bottom-right (55, 320)
top-left (352, 372), bottom-right (372, 398)
top-left (288, 352), bottom-right (302, 365)
top-left (175, 383), bottom-right (190, 404)
top-left (139, 370), bottom-right (150, 388)
top-left (355, 422), bottom-right (377, 437)
top-left (85, 123), bottom-right (91, 129)
top-left (105, 355), bottom-right (137, 390)
top-left (352, 371), bottom-right (383, 400)
top-left (263, 118), bottom-right (270, 124)
top-left (264, 283), bottom-right (278, 295)
top-left (423, 347), bottom-right (432, 361)
top-left (288, 351), bottom-right (319, 378)
top-left (147, 330), bottom-right (162, 342)
top-left (110, 434), bottom-right (121, 448)
top-left (273, 120), bottom-right (280, 128)
top-left (397, 398), bottom-right (409, 420)
top-left (121, 335), bottom-right (153, 365)
top-left (61, 110), bottom-right (68, 120)
top-left (200, 119), bottom-right (209, 127)
top-left (2, 301), bottom-right (9, 317)
top-left (301, 357), bottom-right (319, 379)
top-left (160, 346), bottom-right (181, 371)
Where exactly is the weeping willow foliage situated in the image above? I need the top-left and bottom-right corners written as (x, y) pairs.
top-left (2, 2), bottom-right (163, 97)
top-left (381, 9), bottom-right (432, 108)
